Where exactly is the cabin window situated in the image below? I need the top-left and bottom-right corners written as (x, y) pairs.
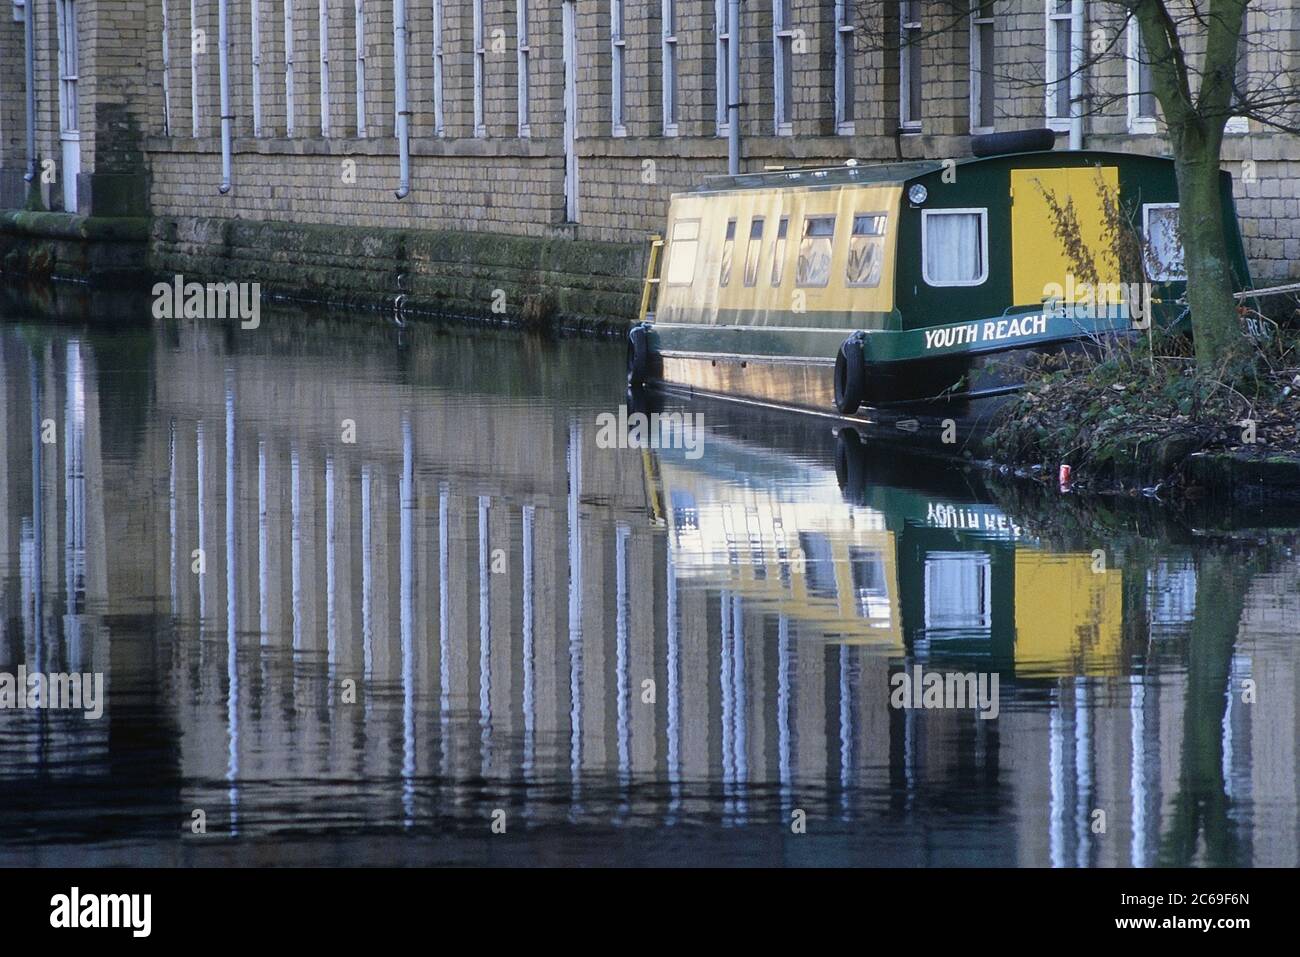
top-left (846, 213), bottom-right (886, 287)
top-left (922, 208), bottom-right (987, 286)
top-left (743, 218), bottom-right (764, 287)
top-left (665, 219), bottom-right (700, 286)
top-left (1143, 204), bottom-right (1185, 281)
top-left (719, 218), bottom-right (737, 286)
top-left (771, 216), bottom-right (789, 285)
top-left (797, 215), bottom-right (835, 287)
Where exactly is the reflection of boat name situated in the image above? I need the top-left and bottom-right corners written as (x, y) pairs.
top-left (922, 314), bottom-right (1047, 351)
top-left (926, 502), bottom-right (1020, 537)
top-left (890, 666), bottom-right (1000, 720)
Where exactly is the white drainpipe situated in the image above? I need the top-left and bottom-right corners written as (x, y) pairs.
top-left (393, 0), bottom-right (410, 198)
top-left (218, 0), bottom-right (232, 192)
top-left (1069, 0), bottom-right (1084, 150)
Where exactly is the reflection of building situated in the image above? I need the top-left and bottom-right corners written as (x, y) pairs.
top-left (1, 317), bottom-right (1298, 865)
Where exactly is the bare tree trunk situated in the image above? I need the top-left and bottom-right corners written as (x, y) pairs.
top-left (1173, 148), bottom-right (1243, 370)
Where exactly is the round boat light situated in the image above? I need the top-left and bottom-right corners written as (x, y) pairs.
top-left (908, 184), bottom-right (928, 206)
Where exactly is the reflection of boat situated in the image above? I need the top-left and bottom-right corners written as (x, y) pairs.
top-left (628, 134), bottom-right (1251, 418)
top-left (646, 414), bottom-right (1126, 677)
top-left (654, 436), bottom-right (903, 649)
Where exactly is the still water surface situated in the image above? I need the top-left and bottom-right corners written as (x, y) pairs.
top-left (1, 294), bottom-right (1297, 866)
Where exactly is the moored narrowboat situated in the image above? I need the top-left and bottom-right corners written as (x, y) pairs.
top-left (627, 130), bottom-right (1252, 416)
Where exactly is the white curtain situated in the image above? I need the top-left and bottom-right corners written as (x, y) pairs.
top-left (1146, 206), bottom-right (1185, 281)
top-left (925, 211), bottom-right (984, 284)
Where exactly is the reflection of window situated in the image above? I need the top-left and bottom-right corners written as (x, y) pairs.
top-left (846, 213), bottom-right (886, 287)
top-left (799, 532), bottom-right (838, 599)
top-left (666, 219), bottom-right (699, 286)
top-left (850, 547), bottom-right (890, 622)
top-left (771, 216), bottom-right (789, 285)
top-left (1143, 203), bottom-right (1184, 281)
top-left (923, 551), bottom-right (992, 632)
top-left (670, 490), bottom-right (698, 533)
top-left (744, 218), bottom-right (764, 286)
top-left (922, 208), bottom-right (987, 286)
top-left (719, 218), bottom-right (737, 286)
top-left (1146, 560), bottom-right (1196, 637)
top-left (797, 215), bottom-right (835, 287)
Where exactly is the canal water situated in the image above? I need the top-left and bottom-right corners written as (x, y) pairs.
top-left (1, 289), bottom-right (1297, 866)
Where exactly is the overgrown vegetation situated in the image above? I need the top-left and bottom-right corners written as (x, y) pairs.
top-left (989, 324), bottom-right (1300, 489)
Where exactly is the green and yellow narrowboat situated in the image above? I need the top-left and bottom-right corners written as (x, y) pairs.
top-left (628, 130), bottom-right (1252, 415)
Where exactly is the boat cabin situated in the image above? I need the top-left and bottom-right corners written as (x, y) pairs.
top-left (630, 136), bottom-right (1251, 412)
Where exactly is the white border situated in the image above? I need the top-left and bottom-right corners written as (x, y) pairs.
top-left (1142, 202), bottom-right (1185, 281)
top-left (921, 208), bottom-right (989, 287)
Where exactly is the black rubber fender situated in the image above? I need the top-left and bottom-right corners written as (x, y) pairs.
top-left (834, 335), bottom-right (868, 415)
top-left (627, 324), bottom-right (653, 388)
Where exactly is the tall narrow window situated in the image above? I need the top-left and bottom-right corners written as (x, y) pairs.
top-left (774, 0), bottom-right (794, 134)
top-left (284, 0), bottom-right (295, 136)
top-left (355, 0), bottom-right (367, 136)
top-left (743, 218), bottom-right (764, 287)
top-left (1126, 17), bottom-right (1156, 132)
top-left (719, 219), bottom-right (737, 287)
top-left (1046, 0), bottom-right (1074, 126)
top-left (55, 0), bottom-right (80, 211)
top-left (714, 0), bottom-right (728, 133)
top-left (771, 216), bottom-right (789, 286)
top-left (517, 1), bottom-right (530, 136)
top-left (161, 0), bottom-right (173, 135)
top-left (1226, 30), bottom-right (1248, 133)
top-left (900, 0), bottom-right (922, 130)
top-left (611, 0), bottom-right (626, 135)
top-left (970, 1), bottom-right (995, 133)
top-left (319, 0), bottom-right (330, 135)
top-left (834, 0), bottom-right (854, 134)
top-left (251, 0), bottom-right (262, 135)
top-left (432, 0), bottom-right (445, 135)
top-left (473, 0), bottom-right (486, 136)
top-left (663, 0), bottom-right (678, 135)
top-left (191, 0), bottom-right (202, 135)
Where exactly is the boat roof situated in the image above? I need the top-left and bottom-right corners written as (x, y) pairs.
top-left (689, 150), bottom-right (1176, 195)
